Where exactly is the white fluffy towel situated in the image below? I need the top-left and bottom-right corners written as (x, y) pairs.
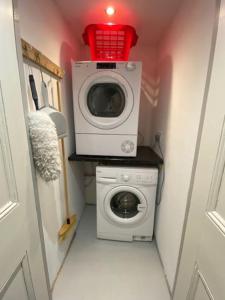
top-left (28, 111), bottom-right (61, 181)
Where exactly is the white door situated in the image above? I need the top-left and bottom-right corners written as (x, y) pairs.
top-left (174, 0), bottom-right (225, 299)
top-left (79, 71), bottom-right (134, 129)
top-left (0, 0), bottom-right (49, 299)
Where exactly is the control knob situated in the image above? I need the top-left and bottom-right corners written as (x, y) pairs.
top-left (126, 62), bottom-right (136, 71)
top-left (122, 174), bottom-right (130, 182)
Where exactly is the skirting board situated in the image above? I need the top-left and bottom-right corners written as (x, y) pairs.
top-left (155, 239), bottom-right (173, 299)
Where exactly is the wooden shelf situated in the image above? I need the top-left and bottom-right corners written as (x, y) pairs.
top-left (68, 146), bottom-right (163, 167)
top-left (21, 39), bottom-right (64, 79)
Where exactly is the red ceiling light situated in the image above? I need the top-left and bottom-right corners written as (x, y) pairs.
top-left (105, 6), bottom-right (116, 16)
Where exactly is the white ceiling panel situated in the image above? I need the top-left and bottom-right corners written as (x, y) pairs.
top-left (55, 0), bottom-right (182, 45)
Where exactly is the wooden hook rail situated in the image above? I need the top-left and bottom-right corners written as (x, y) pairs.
top-left (21, 39), bottom-right (65, 79)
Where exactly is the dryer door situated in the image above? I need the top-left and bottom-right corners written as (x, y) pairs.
top-left (104, 186), bottom-right (148, 225)
top-left (78, 71), bottom-right (134, 130)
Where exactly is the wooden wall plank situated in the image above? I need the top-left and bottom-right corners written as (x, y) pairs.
top-left (21, 39), bottom-right (64, 79)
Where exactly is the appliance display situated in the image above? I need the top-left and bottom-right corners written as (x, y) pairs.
top-left (72, 61), bottom-right (142, 157)
top-left (96, 166), bottom-right (158, 241)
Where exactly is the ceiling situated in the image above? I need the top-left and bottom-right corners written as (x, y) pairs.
top-left (55, 0), bottom-right (182, 46)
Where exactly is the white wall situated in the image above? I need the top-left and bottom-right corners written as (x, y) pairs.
top-left (152, 0), bottom-right (217, 291)
top-left (18, 0), bottom-right (85, 286)
top-left (131, 44), bottom-right (158, 146)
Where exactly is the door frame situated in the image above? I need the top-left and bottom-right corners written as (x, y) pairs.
top-left (13, 0), bottom-right (51, 298)
top-left (172, 0), bottom-right (221, 297)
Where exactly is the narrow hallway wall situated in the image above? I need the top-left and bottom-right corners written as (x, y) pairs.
top-left (17, 0), bottom-right (85, 286)
top-left (131, 44), bottom-right (158, 146)
top-left (152, 0), bottom-right (218, 290)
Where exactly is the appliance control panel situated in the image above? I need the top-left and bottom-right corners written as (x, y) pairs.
top-left (96, 167), bottom-right (158, 186)
top-left (96, 62), bottom-right (116, 69)
top-left (135, 173), bottom-right (156, 185)
top-left (119, 171), bottom-right (158, 185)
top-left (74, 61), bottom-right (140, 72)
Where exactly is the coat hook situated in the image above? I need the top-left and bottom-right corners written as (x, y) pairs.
top-left (35, 52), bottom-right (40, 64)
top-left (28, 63), bottom-right (33, 75)
top-left (40, 68), bottom-right (44, 81)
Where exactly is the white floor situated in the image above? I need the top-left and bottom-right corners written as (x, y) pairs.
top-left (53, 206), bottom-right (171, 300)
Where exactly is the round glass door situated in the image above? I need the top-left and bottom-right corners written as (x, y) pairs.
top-left (110, 192), bottom-right (140, 219)
top-left (104, 186), bottom-right (148, 225)
top-left (79, 71), bottom-right (134, 130)
top-left (87, 83), bottom-right (125, 118)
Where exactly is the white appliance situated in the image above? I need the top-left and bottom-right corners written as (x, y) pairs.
top-left (72, 61), bottom-right (142, 157)
top-left (96, 166), bottom-right (158, 241)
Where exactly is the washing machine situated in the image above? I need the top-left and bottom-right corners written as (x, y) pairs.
top-left (96, 166), bottom-right (158, 242)
top-left (72, 61), bottom-right (142, 157)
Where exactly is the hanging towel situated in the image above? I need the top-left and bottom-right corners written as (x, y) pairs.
top-left (28, 111), bottom-right (61, 181)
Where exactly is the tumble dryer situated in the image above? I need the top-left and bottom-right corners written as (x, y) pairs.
top-left (72, 61), bottom-right (142, 157)
top-left (96, 166), bottom-right (158, 241)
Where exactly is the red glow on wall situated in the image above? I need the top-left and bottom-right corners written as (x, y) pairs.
top-left (83, 24), bottom-right (138, 61)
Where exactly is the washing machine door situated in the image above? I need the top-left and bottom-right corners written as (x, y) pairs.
top-left (78, 71), bottom-right (134, 130)
top-left (104, 186), bottom-right (148, 225)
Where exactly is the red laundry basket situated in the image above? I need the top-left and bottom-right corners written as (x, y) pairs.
top-left (83, 24), bottom-right (138, 61)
